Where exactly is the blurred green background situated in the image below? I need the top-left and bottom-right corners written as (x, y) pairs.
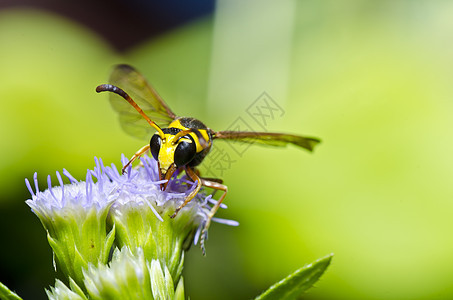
top-left (1, 1), bottom-right (453, 299)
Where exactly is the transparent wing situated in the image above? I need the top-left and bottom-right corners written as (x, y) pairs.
top-left (107, 64), bottom-right (177, 140)
top-left (213, 131), bottom-right (321, 152)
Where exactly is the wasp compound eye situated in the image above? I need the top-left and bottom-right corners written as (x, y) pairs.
top-left (174, 137), bottom-right (196, 167)
top-left (150, 134), bottom-right (161, 161)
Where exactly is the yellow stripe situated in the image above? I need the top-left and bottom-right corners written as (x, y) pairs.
top-left (168, 119), bottom-right (211, 153)
top-left (169, 119), bottom-right (185, 130)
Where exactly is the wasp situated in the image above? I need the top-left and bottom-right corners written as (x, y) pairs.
top-left (96, 64), bottom-right (320, 249)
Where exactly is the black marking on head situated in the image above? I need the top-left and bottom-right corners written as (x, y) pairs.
top-left (162, 127), bottom-right (182, 135)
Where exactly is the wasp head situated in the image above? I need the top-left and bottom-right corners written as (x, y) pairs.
top-left (150, 129), bottom-right (196, 190)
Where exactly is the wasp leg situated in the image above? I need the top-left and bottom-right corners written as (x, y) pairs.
top-left (192, 170), bottom-right (223, 183)
top-left (199, 179), bottom-right (227, 255)
top-left (199, 177), bottom-right (223, 198)
top-left (170, 166), bottom-right (202, 218)
top-left (200, 177), bottom-right (223, 184)
top-left (122, 144), bottom-right (150, 174)
top-left (171, 168), bottom-right (228, 255)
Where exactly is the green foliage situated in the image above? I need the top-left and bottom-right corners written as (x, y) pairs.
top-left (35, 204), bottom-right (115, 288)
top-left (255, 254), bottom-right (333, 300)
top-left (46, 280), bottom-right (87, 300)
top-left (0, 281), bottom-right (23, 300)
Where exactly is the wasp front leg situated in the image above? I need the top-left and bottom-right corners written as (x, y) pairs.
top-left (171, 167), bottom-right (228, 254)
top-left (170, 166), bottom-right (202, 218)
top-left (122, 144), bottom-right (150, 174)
top-left (199, 178), bottom-right (227, 254)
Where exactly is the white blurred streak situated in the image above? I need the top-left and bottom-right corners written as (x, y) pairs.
top-left (208, 0), bottom-right (296, 117)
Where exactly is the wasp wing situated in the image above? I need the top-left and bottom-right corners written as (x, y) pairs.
top-left (107, 64), bottom-right (177, 140)
top-left (213, 131), bottom-right (320, 152)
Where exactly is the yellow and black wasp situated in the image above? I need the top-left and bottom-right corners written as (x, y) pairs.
top-left (96, 64), bottom-right (320, 246)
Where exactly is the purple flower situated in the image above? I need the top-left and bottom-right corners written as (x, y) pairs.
top-left (25, 154), bottom-right (238, 292)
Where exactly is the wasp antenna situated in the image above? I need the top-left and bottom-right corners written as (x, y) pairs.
top-left (96, 84), bottom-right (126, 96)
top-left (173, 129), bottom-right (209, 148)
top-left (96, 84), bottom-right (166, 140)
top-left (173, 129), bottom-right (193, 145)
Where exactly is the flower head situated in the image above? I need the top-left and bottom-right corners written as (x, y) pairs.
top-left (25, 158), bottom-right (116, 287)
top-left (26, 154), bottom-right (238, 294)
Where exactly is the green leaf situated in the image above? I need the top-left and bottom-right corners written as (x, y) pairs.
top-left (255, 253), bottom-right (333, 300)
top-left (69, 278), bottom-right (89, 300)
top-left (150, 260), bottom-right (167, 300)
top-left (46, 279), bottom-right (87, 300)
top-left (174, 277), bottom-right (185, 300)
top-left (0, 281), bottom-right (23, 300)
